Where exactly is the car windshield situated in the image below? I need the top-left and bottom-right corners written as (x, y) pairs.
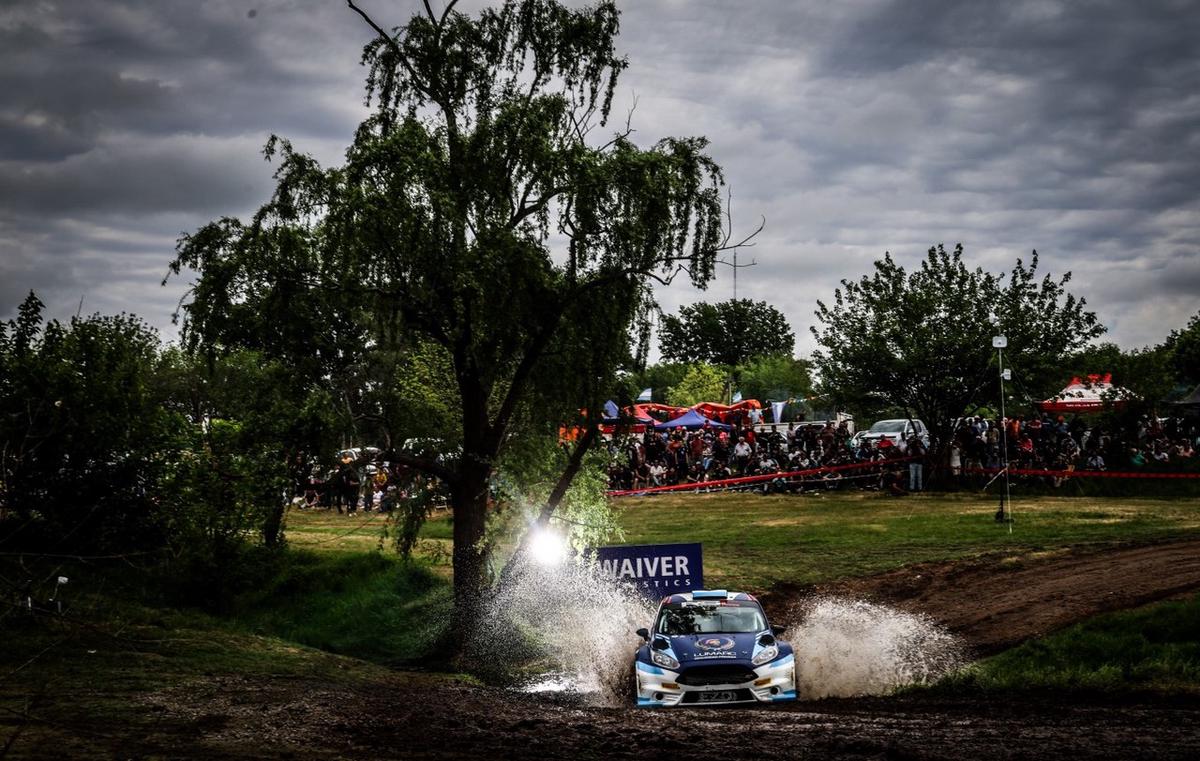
top-left (655, 602), bottom-right (767, 635)
top-left (868, 420), bottom-right (907, 433)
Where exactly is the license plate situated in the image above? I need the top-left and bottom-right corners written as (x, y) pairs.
top-left (697, 691), bottom-right (736, 703)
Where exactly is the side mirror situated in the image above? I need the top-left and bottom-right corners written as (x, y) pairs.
top-left (635, 627), bottom-right (650, 642)
top-left (771, 625), bottom-right (786, 636)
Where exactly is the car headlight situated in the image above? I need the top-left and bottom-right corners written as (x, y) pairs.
top-left (751, 645), bottom-right (779, 666)
top-left (651, 649), bottom-right (680, 670)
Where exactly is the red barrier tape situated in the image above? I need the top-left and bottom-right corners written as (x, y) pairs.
top-left (962, 466), bottom-right (1200, 480)
top-left (607, 457), bottom-right (915, 498)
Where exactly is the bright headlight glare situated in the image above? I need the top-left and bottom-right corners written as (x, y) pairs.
top-left (528, 527), bottom-right (569, 566)
top-left (751, 645), bottom-right (779, 666)
top-left (651, 650), bottom-right (680, 670)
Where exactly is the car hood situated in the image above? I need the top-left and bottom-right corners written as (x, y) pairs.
top-left (664, 632), bottom-right (762, 663)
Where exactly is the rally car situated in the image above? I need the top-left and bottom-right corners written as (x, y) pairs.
top-left (632, 590), bottom-right (797, 706)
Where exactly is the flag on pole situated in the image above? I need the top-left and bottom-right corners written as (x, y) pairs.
top-left (732, 390), bottom-right (743, 403)
top-left (637, 387), bottom-right (653, 402)
top-left (771, 400), bottom-right (786, 423)
top-left (603, 400), bottom-right (620, 418)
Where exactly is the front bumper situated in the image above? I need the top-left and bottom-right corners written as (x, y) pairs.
top-left (635, 655), bottom-right (797, 707)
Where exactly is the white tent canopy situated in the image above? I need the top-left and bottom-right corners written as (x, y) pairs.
top-left (1038, 373), bottom-right (1135, 413)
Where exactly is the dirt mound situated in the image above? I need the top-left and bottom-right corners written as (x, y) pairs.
top-left (760, 537), bottom-right (1200, 655)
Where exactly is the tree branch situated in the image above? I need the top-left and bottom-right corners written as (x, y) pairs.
top-left (346, 0), bottom-right (435, 102)
top-left (534, 422), bottom-right (599, 528)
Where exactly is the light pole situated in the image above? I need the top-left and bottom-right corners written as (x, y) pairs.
top-left (993, 335), bottom-right (1013, 532)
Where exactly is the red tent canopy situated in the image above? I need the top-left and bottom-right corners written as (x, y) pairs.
top-left (691, 400), bottom-right (762, 422)
top-left (1038, 373), bottom-right (1134, 413)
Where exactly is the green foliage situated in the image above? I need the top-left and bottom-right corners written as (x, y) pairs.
top-left (622, 362), bottom-right (689, 404)
top-left (737, 354), bottom-right (812, 403)
top-left (659, 298), bottom-right (795, 367)
top-left (937, 595), bottom-right (1200, 694)
top-left (389, 341), bottom-right (461, 444)
top-left (811, 245), bottom-right (1104, 448)
top-left (666, 363), bottom-right (727, 407)
top-left (153, 347), bottom-right (340, 548)
top-left (1165, 310), bottom-right (1200, 387)
top-left (0, 292), bottom-right (177, 549)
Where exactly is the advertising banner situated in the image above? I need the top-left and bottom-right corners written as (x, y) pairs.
top-left (593, 542), bottom-right (703, 597)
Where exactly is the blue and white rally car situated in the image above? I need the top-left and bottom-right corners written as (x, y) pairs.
top-left (632, 590), bottom-right (797, 706)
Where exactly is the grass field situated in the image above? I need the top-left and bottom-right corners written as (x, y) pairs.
top-left (933, 593), bottom-right (1200, 695)
top-left (285, 491), bottom-right (1200, 591)
top-left (603, 491), bottom-right (1200, 589)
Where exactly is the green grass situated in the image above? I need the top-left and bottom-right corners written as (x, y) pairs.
top-left (219, 549), bottom-right (451, 667)
top-left (931, 594), bottom-right (1200, 695)
top-left (604, 492), bottom-right (1200, 589)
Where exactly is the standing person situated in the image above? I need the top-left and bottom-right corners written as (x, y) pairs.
top-left (333, 458), bottom-right (353, 514)
top-left (906, 434), bottom-right (926, 491)
top-left (343, 460), bottom-right (362, 514)
top-left (671, 441), bottom-right (690, 485)
top-left (733, 436), bottom-right (752, 474)
top-left (948, 441), bottom-right (962, 483)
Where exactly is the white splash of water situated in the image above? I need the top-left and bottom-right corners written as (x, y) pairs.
top-left (786, 597), bottom-right (963, 699)
top-left (472, 557), bottom-right (655, 702)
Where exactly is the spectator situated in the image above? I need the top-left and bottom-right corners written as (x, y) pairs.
top-left (907, 434), bottom-right (926, 491)
top-left (733, 436), bottom-right (752, 473)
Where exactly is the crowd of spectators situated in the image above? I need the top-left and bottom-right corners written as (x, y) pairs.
top-left (948, 413), bottom-right (1198, 480)
top-left (609, 411), bottom-right (1200, 493)
top-left (606, 420), bottom-right (919, 492)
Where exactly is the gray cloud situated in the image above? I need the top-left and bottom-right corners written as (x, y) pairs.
top-left (1, 0), bottom-right (1196, 357)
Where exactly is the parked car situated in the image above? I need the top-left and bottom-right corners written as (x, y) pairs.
top-left (851, 419), bottom-right (929, 452)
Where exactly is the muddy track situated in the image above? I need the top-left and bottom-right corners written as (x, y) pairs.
top-left (760, 536), bottom-right (1200, 655)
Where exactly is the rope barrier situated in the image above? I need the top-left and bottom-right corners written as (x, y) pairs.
top-left (607, 457), bottom-right (915, 497)
top-left (962, 466), bottom-right (1200, 480)
top-left (608, 458), bottom-right (1199, 497)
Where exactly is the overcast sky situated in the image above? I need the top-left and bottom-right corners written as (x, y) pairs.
top-left (2, 0), bottom-right (1197, 358)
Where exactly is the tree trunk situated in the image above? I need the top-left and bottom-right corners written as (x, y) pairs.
top-left (262, 498), bottom-right (287, 547)
top-left (447, 452), bottom-right (492, 657)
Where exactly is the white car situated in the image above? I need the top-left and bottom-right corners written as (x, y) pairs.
top-left (852, 419), bottom-right (929, 452)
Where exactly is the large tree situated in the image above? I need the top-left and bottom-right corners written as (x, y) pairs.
top-left (659, 298), bottom-right (795, 367)
top-left (811, 244), bottom-right (1104, 468)
top-left (1165, 310), bottom-right (1200, 387)
top-left (0, 293), bottom-right (173, 549)
top-left (662, 297), bottom-right (792, 364)
top-left (169, 0), bottom-right (748, 642)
